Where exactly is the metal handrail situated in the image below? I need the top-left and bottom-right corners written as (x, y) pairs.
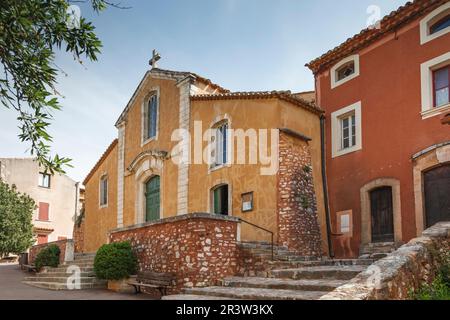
top-left (237, 218), bottom-right (274, 260)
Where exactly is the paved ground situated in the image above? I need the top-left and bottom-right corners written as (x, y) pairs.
top-left (0, 263), bottom-right (155, 300)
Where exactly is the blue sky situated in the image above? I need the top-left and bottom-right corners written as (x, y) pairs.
top-left (0, 0), bottom-right (406, 182)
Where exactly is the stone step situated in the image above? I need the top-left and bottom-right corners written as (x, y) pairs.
top-left (267, 259), bottom-right (374, 269)
top-left (70, 257), bottom-right (95, 261)
top-left (23, 276), bottom-right (104, 284)
top-left (184, 286), bottom-right (326, 300)
top-left (270, 265), bottom-right (366, 280)
top-left (162, 294), bottom-right (239, 300)
top-left (42, 266), bottom-right (94, 273)
top-left (222, 276), bottom-right (346, 292)
top-left (59, 262), bottom-right (94, 268)
top-left (33, 271), bottom-right (95, 277)
top-left (23, 281), bottom-right (106, 290)
top-left (74, 252), bottom-right (96, 258)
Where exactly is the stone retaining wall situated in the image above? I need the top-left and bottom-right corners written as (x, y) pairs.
top-left (109, 213), bottom-right (240, 293)
top-left (29, 239), bottom-right (74, 265)
top-left (321, 222), bottom-right (450, 300)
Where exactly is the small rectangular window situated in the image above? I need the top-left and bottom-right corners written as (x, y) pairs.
top-left (340, 113), bottom-right (356, 150)
top-left (241, 192), bottom-right (254, 212)
top-left (213, 185), bottom-right (228, 215)
top-left (100, 176), bottom-right (108, 207)
top-left (433, 66), bottom-right (450, 107)
top-left (38, 173), bottom-right (51, 188)
top-left (38, 202), bottom-right (49, 221)
top-left (214, 123), bottom-right (228, 167)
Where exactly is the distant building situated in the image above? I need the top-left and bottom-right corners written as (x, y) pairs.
top-left (0, 158), bottom-right (81, 244)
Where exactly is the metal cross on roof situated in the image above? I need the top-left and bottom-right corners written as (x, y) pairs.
top-left (149, 49), bottom-right (161, 69)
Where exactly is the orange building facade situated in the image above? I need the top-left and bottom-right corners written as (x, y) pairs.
top-left (82, 68), bottom-right (327, 255)
top-left (308, 0), bottom-right (450, 257)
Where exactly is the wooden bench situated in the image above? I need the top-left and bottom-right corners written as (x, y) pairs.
top-left (21, 264), bottom-right (37, 272)
top-left (128, 271), bottom-right (176, 297)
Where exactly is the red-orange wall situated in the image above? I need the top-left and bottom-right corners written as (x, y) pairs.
top-left (316, 16), bottom-right (450, 257)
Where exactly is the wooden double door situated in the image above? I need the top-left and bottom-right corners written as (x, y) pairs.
top-left (424, 164), bottom-right (450, 228)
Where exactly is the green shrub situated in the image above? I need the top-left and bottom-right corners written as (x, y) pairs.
top-left (411, 252), bottom-right (450, 300)
top-left (94, 241), bottom-right (137, 280)
top-left (34, 244), bottom-right (60, 270)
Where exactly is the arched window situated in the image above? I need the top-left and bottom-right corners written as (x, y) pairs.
top-left (211, 184), bottom-right (228, 216)
top-left (143, 93), bottom-right (158, 141)
top-left (420, 3), bottom-right (450, 44)
top-left (430, 14), bottom-right (450, 34)
top-left (330, 55), bottom-right (360, 89)
top-left (336, 61), bottom-right (355, 81)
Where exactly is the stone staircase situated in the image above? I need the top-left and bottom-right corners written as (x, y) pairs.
top-left (239, 241), bottom-right (319, 262)
top-left (359, 242), bottom-right (400, 260)
top-left (163, 243), bottom-right (374, 300)
top-left (23, 253), bottom-right (107, 290)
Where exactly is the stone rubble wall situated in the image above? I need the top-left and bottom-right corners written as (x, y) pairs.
top-left (29, 239), bottom-right (71, 265)
top-left (277, 131), bottom-right (322, 257)
top-left (109, 213), bottom-right (240, 293)
top-left (321, 222), bottom-right (450, 300)
top-left (73, 219), bottom-right (85, 253)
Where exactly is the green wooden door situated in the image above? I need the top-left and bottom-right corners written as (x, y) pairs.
top-left (145, 176), bottom-right (160, 222)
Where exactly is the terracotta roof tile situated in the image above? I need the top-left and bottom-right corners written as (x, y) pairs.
top-left (83, 139), bottom-right (118, 186)
top-left (33, 227), bottom-right (54, 234)
top-left (152, 68), bottom-right (230, 93)
top-left (306, 0), bottom-right (447, 74)
top-left (442, 113), bottom-right (450, 125)
top-left (191, 90), bottom-right (323, 115)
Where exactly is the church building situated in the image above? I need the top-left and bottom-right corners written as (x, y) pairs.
top-left (82, 52), bottom-right (328, 257)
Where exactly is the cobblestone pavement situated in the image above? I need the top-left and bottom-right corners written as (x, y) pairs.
top-left (0, 263), bottom-right (155, 300)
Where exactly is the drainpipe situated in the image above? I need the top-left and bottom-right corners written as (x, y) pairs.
top-left (74, 182), bottom-right (79, 222)
top-left (320, 115), bottom-right (334, 258)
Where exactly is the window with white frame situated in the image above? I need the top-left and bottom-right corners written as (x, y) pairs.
top-left (331, 101), bottom-right (362, 158)
top-left (38, 172), bottom-right (51, 188)
top-left (420, 52), bottom-right (450, 119)
top-left (434, 65), bottom-right (450, 108)
top-left (330, 55), bottom-right (360, 89)
top-left (143, 93), bottom-right (158, 142)
top-left (420, 2), bottom-right (450, 45)
top-left (212, 121), bottom-right (228, 168)
top-left (99, 175), bottom-right (108, 207)
top-left (340, 113), bottom-right (356, 150)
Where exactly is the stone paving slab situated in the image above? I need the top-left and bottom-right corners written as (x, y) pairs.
top-left (223, 276), bottom-right (347, 291)
top-left (162, 294), bottom-right (239, 300)
top-left (271, 265), bottom-right (367, 280)
top-left (0, 263), bottom-right (154, 300)
top-left (184, 286), bottom-right (326, 300)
